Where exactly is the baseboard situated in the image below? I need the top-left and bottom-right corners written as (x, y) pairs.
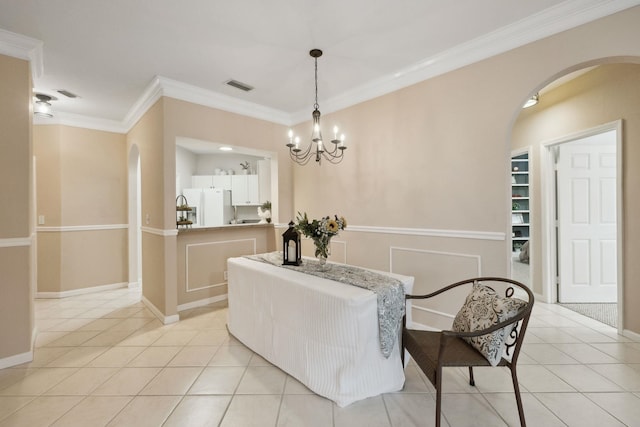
top-left (128, 281), bottom-right (141, 289)
top-left (36, 282), bottom-right (128, 299)
top-left (622, 328), bottom-right (640, 341)
top-left (407, 320), bottom-right (440, 331)
top-left (142, 295), bottom-right (179, 325)
top-left (177, 294), bottom-right (228, 312)
top-left (0, 350), bottom-right (33, 369)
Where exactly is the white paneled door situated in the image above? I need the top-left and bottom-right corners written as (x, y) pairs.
top-left (557, 131), bottom-right (617, 303)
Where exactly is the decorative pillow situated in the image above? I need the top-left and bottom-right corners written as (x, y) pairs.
top-left (452, 281), bottom-right (527, 366)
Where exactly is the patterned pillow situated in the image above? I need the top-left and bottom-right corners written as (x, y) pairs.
top-left (452, 281), bottom-right (527, 366)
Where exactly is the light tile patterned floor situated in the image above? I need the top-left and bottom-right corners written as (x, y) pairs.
top-left (1, 288), bottom-right (640, 426)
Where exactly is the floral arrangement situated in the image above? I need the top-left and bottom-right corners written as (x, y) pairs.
top-left (295, 212), bottom-right (347, 260)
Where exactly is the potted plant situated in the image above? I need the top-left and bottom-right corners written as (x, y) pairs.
top-left (258, 200), bottom-right (272, 223)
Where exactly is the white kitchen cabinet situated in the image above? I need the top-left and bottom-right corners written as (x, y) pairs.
top-left (257, 159), bottom-right (271, 204)
top-left (212, 175), bottom-right (232, 191)
top-left (191, 175), bottom-right (214, 188)
top-left (231, 175), bottom-right (259, 205)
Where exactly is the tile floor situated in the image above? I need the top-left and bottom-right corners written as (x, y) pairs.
top-left (1, 288), bottom-right (640, 426)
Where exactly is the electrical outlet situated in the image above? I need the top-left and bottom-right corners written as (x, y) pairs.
top-left (145, 213), bottom-right (150, 225)
top-left (38, 215), bottom-right (45, 225)
top-left (223, 271), bottom-right (228, 280)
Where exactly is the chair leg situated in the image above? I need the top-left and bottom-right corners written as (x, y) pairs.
top-left (510, 367), bottom-right (526, 427)
top-left (468, 366), bottom-right (475, 386)
top-left (435, 367), bottom-right (442, 427)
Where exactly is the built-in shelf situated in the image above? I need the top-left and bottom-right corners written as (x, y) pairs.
top-left (511, 153), bottom-right (529, 252)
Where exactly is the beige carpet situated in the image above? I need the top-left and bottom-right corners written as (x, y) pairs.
top-left (558, 303), bottom-right (617, 328)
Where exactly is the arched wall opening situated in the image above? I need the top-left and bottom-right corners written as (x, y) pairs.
top-left (508, 58), bottom-right (640, 333)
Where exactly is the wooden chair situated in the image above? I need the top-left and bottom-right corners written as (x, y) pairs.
top-left (402, 277), bottom-right (534, 427)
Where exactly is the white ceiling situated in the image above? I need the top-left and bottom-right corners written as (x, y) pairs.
top-left (1, 0), bottom-right (638, 130)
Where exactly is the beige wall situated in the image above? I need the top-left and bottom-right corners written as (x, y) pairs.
top-left (0, 54), bottom-right (33, 361)
top-left (512, 63), bottom-right (640, 331)
top-left (127, 100), bottom-right (167, 312)
top-left (287, 6), bottom-right (640, 331)
top-left (176, 225), bottom-right (277, 308)
top-left (34, 125), bottom-right (128, 293)
top-left (4, 7), bottom-right (638, 365)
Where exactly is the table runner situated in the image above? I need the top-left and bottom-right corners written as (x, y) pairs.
top-left (245, 252), bottom-right (406, 358)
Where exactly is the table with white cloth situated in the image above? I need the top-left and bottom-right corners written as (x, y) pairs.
top-left (226, 254), bottom-right (414, 407)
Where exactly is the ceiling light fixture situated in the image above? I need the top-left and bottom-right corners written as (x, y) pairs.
top-left (286, 49), bottom-right (347, 165)
top-left (523, 93), bottom-right (539, 108)
top-left (34, 93), bottom-right (54, 118)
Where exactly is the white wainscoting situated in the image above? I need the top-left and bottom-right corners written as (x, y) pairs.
top-left (185, 238), bottom-right (257, 293)
top-left (390, 246), bottom-right (482, 330)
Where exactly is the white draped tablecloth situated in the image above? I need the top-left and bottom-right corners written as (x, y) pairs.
top-left (226, 255), bottom-right (414, 407)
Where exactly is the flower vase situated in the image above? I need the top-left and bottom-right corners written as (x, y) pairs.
top-left (314, 237), bottom-right (331, 271)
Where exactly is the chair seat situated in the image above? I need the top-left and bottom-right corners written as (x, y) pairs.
top-left (403, 328), bottom-right (505, 383)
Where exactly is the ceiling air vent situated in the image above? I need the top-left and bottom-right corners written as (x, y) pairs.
top-left (57, 89), bottom-right (79, 98)
top-left (225, 79), bottom-right (254, 92)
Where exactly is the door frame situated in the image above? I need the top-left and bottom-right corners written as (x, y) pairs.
top-left (540, 120), bottom-right (623, 331)
top-left (510, 147), bottom-right (532, 284)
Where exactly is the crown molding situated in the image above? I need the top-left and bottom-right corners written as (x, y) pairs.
top-left (122, 76), bottom-right (164, 130)
top-left (34, 112), bottom-right (128, 134)
top-left (157, 76), bottom-right (292, 126)
top-left (25, 0), bottom-right (640, 131)
top-left (0, 28), bottom-right (43, 79)
top-left (290, 0), bottom-right (640, 123)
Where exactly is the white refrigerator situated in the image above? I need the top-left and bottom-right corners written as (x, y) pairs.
top-left (202, 188), bottom-right (234, 226)
top-left (182, 188), bottom-right (234, 227)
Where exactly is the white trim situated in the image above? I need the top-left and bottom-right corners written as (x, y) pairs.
top-left (141, 226), bottom-right (178, 237)
top-left (509, 147), bottom-right (534, 284)
top-left (128, 281), bottom-right (141, 289)
top-left (19, 0), bottom-right (638, 132)
top-left (34, 112), bottom-right (128, 134)
top-left (348, 225), bottom-right (504, 241)
top-left (158, 76), bottom-right (291, 126)
top-left (389, 246), bottom-right (483, 277)
top-left (406, 320), bottom-right (440, 332)
top-left (36, 282), bottom-right (127, 299)
top-left (0, 350), bottom-right (33, 370)
top-left (185, 238), bottom-right (256, 292)
top-left (0, 236), bottom-right (32, 248)
top-left (37, 224), bottom-right (128, 232)
top-left (177, 294), bottom-right (228, 312)
top-left (123, 76), bottom-right (164, 131)
top-left (411, 304), bottom-right (456, 321)
top-left (622, 329), bottom-right (640, 342)
top-left (540, 120), bottom-right (624, 331)
top-left (142, 295), bottom-right (179, 324)
top-left (0, 28), bottom-right (43, 79)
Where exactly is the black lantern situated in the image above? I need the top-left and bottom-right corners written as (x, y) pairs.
top-left (282, 221), bottom-right (301, 265)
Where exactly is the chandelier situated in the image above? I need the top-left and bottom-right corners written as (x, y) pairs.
top-left (286, 49), bottom-right (347, 165)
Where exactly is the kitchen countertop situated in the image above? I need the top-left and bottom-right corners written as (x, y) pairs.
top-left (177, 222), bottom-right (274, 233)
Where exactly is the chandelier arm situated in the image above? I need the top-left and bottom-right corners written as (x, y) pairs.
top-left (321, 151), bottom-right (345, 164)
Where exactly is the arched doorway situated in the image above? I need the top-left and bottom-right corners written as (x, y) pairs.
top-left (509, 62), bottom-right (640, 332)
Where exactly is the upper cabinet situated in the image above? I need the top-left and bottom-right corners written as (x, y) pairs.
top-left (231, 175), bottom-right (259, 206)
